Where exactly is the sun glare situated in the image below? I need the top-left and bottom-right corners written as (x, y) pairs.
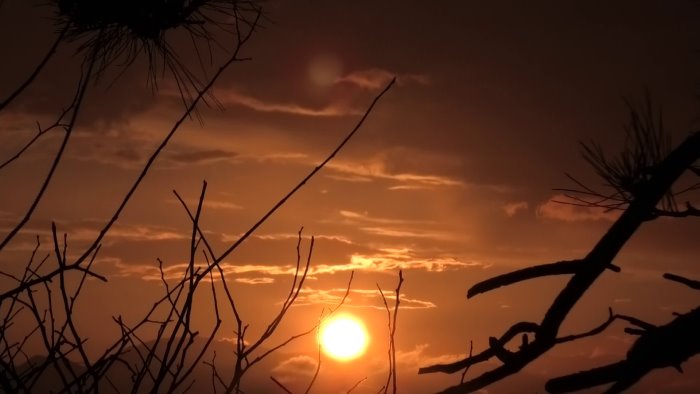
top-left (319, 315), bottom-right (369, 361)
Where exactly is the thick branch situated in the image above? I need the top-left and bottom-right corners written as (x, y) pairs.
top-left (663, 272), bottom-right (700, 290)
top-left (423, 131), bottom-right (700, 393)
top-left (467, 259), bottom-right (619, 299)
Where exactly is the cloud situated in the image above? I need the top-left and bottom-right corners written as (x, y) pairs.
top-left (167, 198), bottom-right (243, 211)
top-left (68, 137), bottom-right (149, 169)
top-left (235, 152), bottom-right (309, 163)
top-left (360, 226), bottom-right (456, 241)
top-left (394, 344), bottom-right (467, 368)
top-left (9, 221), bottom-right (189, 244)
top-left (502, 201), bottom-right (529, 217)
top-left (292, 287), bottom-right (436, 310)
top-left (217, 336), bottom-right (248, 347)
top-left (537, 194), bottom-right (619, 222)
top-left (107, 246), bottom-right (480, 282)
top-left (106, 225), bottom-right (189, 241)
top-left (235, 277), bottom-right (275, 285)
top-left (324, 174), bottom-right (374, 183)
top-left (70, 137), bottom-right (239, 169)
top-left (387, 184), bottom-right (434, 191)
top-left (220, 232), bottom-right (355, 245)
top-left (163, 148), bottom-right (236, 165)
top-left (310, 248), bottom-right (479, 275)
top-left (338, 210), bottom-right (434, 226)
top-left (335, 69), bottom-right (430, 90)
top-left (327, 161), bottom-right (463, 188)
top-left (107, 259), bottom-right (292, 282)
top-left (216, 89), bottom-right (361, 117)
top-left (272, 355), bottom-right (318, 381)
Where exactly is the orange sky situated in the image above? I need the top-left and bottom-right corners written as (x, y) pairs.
top-left (1, 1), bottom-right (700, 393)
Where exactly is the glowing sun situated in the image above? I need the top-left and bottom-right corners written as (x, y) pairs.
top-left (319, 315), bottom-right (368, 361)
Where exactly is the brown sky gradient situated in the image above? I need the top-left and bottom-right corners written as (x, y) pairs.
top-left (1, 1), bottom-right (700, 392)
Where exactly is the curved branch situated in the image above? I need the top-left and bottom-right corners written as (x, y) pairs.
top-left (467, 260), bottom-right (620, 299)
top-left (0, 58), bottom-right (95, 252)
top-left (418, 321), bottom-right (538, 374)
top-left (0, 24), bottom-right (69, 112)
top-left (426, 131), bottom-right (700, 393)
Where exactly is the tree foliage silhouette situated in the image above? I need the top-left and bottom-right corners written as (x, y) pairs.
top-left (419, 97), bottom-right (700, 393)
top-left (0, 2), bottom-right (396, 392)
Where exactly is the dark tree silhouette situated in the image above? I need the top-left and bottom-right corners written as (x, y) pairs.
top-left (546, 273), bottom-right (700, 393)
top-left (419, 98), bottom-right (700, 393)
top-left (0, 2), bottom-right (397, 392)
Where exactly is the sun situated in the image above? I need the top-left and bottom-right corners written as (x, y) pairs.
top-left (319, 314), bottom-right (369, 361)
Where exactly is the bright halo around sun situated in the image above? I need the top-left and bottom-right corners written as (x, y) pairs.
top-left (319, 314), bottom-right (368, 361)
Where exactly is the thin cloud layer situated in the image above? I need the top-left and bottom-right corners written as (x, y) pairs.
top-left (327, 160), bottom-right (463, 188)
top-left (311, 248), bottom-right (478, 275)
top-left (4, 221), bottom-right (189, 244)
top-left (537, 194), bottom-right (619, 222)
top-left (293, 287), bottom-right (436, 309)
top-left (107, 245), bottom-right (478, 282)
top-left (272, 355), bottom-right (318, 382)
top-left (335, 68), bottom-right (430, 90)
top-left (216, 89), bottom-right (361, 117)
top-left (166, 197), bottom-right (243, 211)
top-left (235, 277), bottom-right (275, 285)
top-left (220, 232), bottom-right (355, 245)
top-left (163, 148), bottom-right (237, 165)
top-left (338, 210), bottom-right (434, 226)
top-left (394, 344), bottom-right (467, 369)
top-left (360, 226), bottom-right (456, 241)
top-left (502, 201), bottom-right (529, 217)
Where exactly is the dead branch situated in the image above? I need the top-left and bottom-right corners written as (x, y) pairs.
top-left (378, 270), bottom-right (403, 394)
top-left (467, 259), bottom-right (620, 299)
top-left (270, 375), bottom-right (294, 393)
top-left (547, 301), bottom-right (700, 393)
top-left (663, 272), bottom-right (700, 290)
top-left (0, 23), bottom-right (69, 112)
top-left (0, 57), bottom-right (95, 252)
top-left (421, 130), bottom-right (700, 393)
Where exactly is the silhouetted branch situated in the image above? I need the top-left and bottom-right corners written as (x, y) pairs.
top-left (270, 376), bottom-right (293, 393)
top-left (459, 341), bottom-right (473, 384)
top-left (0, 57), bottom-right (95, 252)
top-left (346, 377), bottom-right (367, 393)
top-left (546, 300), bottom-right (700, 393)
top-left (378, 270), bottom-right (403, 394)
top-left (304, 306), bottom-right (333, 394)
top-left (0, 23), bottom-right (69, 112)
top-left (555, 308), bottom-right (616, 344)
top-left (418, 321), bottom-right (539, 375)
top-left (423, 129), bottom-right (700, 392)
top-left (467, 259), bottom-right (620, 299)
top-left (663, 272), bottom-right (700, 290)
top-left (554, 96), bottom-right (699, 221)
top-left (210, 77), bottom-right (396, 268)
top-left (0, 4), bottom-right (396, 392)
top-left (69, 8), bottom-right (262, 272)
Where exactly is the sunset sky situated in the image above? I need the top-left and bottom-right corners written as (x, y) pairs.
top-left (1, 1), bottom-right (700, 393)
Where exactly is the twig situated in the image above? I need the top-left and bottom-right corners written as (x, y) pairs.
top-left (270, 376), bottom-right (293, 394)
top-left (0, 23), bottom-right (69, 112)
top-left (377, 270), bottom-right (403, 394)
